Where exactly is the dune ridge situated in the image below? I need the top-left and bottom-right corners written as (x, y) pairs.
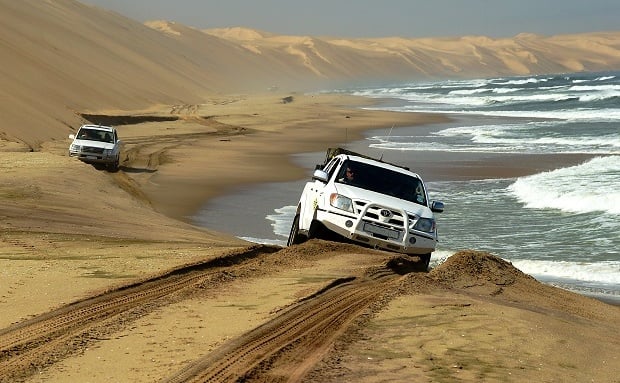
top-left (1, 0), bottom-right (619, 149)
top-left (1, 3), bottom-right (619, 381)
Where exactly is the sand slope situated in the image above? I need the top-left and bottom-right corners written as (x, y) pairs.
top-left (1, 2), bottom-right (619, 381)
top-left (1, 0), bottom-right (619, 148)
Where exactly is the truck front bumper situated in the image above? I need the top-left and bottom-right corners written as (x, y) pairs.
top-left (316, 209), bottom-right (437, 255)
top-left (69, 151), bottom-right (118, 165)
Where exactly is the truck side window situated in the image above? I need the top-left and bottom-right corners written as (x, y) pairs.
top-left (322, 158), bottom-right (340, 181)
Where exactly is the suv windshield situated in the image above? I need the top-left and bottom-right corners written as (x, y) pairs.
top-left (78, 128), bottom-right (114, 143)
top-left (336, 160), bottom-right (427, 206)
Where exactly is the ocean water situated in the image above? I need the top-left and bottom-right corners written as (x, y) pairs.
top-left (194, 71), bottom-right (620, 303)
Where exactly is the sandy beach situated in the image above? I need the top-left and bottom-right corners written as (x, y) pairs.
top-left (1, 2), bottom-right (619, 382)
top-left (2, 93), bottom-right (619, 382)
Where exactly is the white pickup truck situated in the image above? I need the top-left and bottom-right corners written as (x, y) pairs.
top-left (287, 148), bottom-right (444, 269)
top-left (69, 124), bottom-right (122, 171)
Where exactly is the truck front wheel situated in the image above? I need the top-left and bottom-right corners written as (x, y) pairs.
top-left (106, 158), bottom-right (120, 172)
top-left (287, 214), bottom-right (306, 246)
top-left (419, 253), bottom-right (431, 271)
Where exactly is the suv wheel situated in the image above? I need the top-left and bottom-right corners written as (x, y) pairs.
top-left (287, 214), bottom-right (306, 246)
top-left (419, 253), bottom-right (431, 271)
top-left (106, 159), bottom-right (119, 172)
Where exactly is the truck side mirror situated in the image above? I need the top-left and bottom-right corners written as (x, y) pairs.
top-left (312, 169), bottom-right (329, 183)
top-left (431, 201), bottom-right (444, 213)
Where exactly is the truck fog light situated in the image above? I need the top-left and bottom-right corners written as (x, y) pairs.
top-left (345, 220), bottom-right (353, 228)
top-left (408, 236), bottom-right (417, 244)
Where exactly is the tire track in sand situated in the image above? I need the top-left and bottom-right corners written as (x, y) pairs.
top-left (0, 240), bottom-right (420, 383)
top-left (0, 245), bottom-right (279, 383)
top-left (161, 259), bottom-right (413, 383)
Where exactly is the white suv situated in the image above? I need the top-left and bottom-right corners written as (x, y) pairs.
top-left (69, 125), bottom-right (122, 170)
top-left (288, 148), bottom-right (444, 269)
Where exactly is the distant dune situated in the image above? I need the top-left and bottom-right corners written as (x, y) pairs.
top-left (1, 0), bottom-right (619, 148)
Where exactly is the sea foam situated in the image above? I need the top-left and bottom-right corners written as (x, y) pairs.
top-left (511, 259), bottom-right (620, 286)
top-left (508, 156), bottom-right (620, 215)
top-left (368, 120), bottom-right (620, 154)
top-left (267, 205), bottom-right (297, 238)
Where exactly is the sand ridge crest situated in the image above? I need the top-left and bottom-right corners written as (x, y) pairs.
top-left (430, 250), bottom-right (533, 289)
top-left (2, 2), bottom-right (620, 148)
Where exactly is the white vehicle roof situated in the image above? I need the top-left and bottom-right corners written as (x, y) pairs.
top-left (79, 124), bottom-right (115, 133)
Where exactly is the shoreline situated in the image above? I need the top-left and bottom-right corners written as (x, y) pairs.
top-left (173, 103), bottom-right (616, 306)
top-left (137, 96), bottom-right (596, 224)
top-left (185, 108), bottom-right (596, 238)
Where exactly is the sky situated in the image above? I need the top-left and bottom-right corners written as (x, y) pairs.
top-left (82, 0), bottom-right (620, 38)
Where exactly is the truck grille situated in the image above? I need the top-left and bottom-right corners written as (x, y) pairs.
top-left (82, 146), bottom-right (104, 154)
top-left (354, 201), bottom-right (406, 228)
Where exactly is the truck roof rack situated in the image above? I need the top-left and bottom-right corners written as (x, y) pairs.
top-left (322, 147), bottom-right (410, 171)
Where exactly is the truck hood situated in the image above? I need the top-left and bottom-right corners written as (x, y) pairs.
top-left (335, 183), bottom-right (433, 218)
top-left (72, 139), bottom-right (115, 150)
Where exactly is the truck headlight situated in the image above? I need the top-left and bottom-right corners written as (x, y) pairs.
top-left (413, 217), bottom-right (435, 233)
top-left (330, 193), bottom-right (354, 213)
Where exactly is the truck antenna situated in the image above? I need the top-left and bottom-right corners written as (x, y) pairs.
top-left (379, 125), bottom-right (394, 161)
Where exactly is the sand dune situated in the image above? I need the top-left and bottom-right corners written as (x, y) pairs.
top-left (1, 2), bottom-right (619, 381)
top-left (1, 0), bottom-right (619, 149)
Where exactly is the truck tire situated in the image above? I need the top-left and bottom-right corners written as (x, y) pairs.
top-left (419, 253), bottom-right (431, 271)
top-left (107, 158), bottom-right (119, 172)
top-left (287, 214), bottom-right (306, 246)
top-left (307, 219), bottom-right (324, 240)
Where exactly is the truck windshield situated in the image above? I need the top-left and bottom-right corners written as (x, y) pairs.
top-left (336, 160), bottom-right (427, 206)
top-left (78, 129), bottom-right (113, 143)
